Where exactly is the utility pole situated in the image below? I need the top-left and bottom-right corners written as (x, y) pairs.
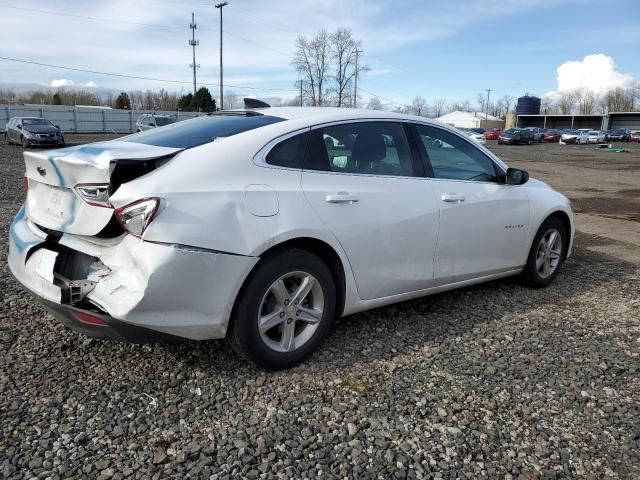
top-left (299, 80), bottom-right (303, 106)
top-left (485, 88), bottom-right (493, 125)
top-left (353, 48), bottom-right (363, 108)
top-left (215, 2), bottom-right (228, 110)
top-left (189, 13), bottom-right (200, 96)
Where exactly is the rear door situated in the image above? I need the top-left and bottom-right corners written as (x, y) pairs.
top-left (301, 121), bottom-right (440, 300)
top-left (413, 124), bottom-right (530, 283)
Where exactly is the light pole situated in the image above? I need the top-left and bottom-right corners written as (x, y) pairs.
top-left (189, 12), bottom-right (200, 96)
top-left (353, 48), bottom-right (363, 108)
top-left (215, 2), bottom-right (228, 110)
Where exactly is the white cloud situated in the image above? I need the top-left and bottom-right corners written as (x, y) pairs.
top-left (545, 54), bottom-right (635, 99)
top-left (50, 79), bottom-right (74, 87)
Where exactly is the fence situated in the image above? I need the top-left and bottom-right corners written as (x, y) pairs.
top-left (0, 104), bottom-right (205, 133)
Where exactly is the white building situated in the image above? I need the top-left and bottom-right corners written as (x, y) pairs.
top-left (436, 111), bottom-right (501, 129)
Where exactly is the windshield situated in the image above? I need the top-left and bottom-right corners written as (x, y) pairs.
top-left (504, 129), bottom-right (520, 134)
top-left (22, 118), bottom-right (51, 126)
top-left (123, 114), bottom-right (285, 149)
top-left (564, 129), bottom-right (578, 134)
top-left (154, 117), bottom-right (174, 126)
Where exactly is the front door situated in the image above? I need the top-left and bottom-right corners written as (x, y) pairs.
top-left (301, 121), bottom-right (439, 300)
top-left (413, 124), bottom-right (530, 283)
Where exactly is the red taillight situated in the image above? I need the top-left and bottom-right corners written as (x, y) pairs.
top-left (23, 172), bottom-right (29, 190)
top-left (114, 198), bottom-right (160, 238)
top-left (73, 311), bottom-right (107, 325)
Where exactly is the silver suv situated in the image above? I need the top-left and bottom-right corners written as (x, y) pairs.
top-left (135, 114), bottom-right (175, 132)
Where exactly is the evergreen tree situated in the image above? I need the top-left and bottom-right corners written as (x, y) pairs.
top-left (114, 92), bottom-right (131, 109)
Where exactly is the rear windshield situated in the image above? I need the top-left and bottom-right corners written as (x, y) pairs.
top-left (123, 114), bottom-right (285, 149)
top-left (155, 117), bottom-right (174, 126)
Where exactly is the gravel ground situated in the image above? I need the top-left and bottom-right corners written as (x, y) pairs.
top-left (1, 135), bottom-right (639, 479)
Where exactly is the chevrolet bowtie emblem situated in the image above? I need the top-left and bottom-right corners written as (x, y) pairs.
top-left (37, 166), bottom-right (46, 177)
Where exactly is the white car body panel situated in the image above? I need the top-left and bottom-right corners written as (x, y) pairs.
top-left (8, 107), bottom-right (575, 341)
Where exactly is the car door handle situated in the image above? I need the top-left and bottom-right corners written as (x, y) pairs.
top-left (326, 192), bottom-right (359, 204)
top-left (441, 194), bottom-right (466, 203)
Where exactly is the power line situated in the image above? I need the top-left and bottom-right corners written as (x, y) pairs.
top-left (0, 56), bottom-right (297, 92)
top-left (0, 5), bottom-right (290, 57)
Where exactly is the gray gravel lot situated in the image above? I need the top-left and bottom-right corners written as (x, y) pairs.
top-left (1, 135), bottom-right (639, 479)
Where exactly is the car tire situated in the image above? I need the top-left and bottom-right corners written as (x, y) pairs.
top-left (21, 136), bottom-right (28, 149)
top-left (527, 138), bottom-right (531, 145)
top-left (228, 248), bottom-right (337, 370)
top-left (521, 216), bottom-right (567, 288)
top-left (539, 136), bottom-right (543, 143)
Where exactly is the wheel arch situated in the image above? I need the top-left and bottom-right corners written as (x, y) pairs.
top-left (231, 237), bottom-right (348, 330)
top-left (529, 209), bottom-right (573, 258)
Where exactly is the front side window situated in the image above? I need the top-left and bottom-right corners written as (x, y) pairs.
top-left (304, 122), bottom-right (415, 177)
top-left (415, 124), bottom-right (499, 182)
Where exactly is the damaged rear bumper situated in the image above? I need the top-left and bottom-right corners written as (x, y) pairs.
top-left (8, 206), bottom-right (258, 341)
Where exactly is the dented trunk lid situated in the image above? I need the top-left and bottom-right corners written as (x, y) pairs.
top-left (24, 141), bottom-right (181, 236)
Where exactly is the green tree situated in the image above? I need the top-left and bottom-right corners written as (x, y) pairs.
top-left (114, 92), bottom-right (131, 109)
top-left (52, 92), bottom-right (62, 105)
top-left (190, 87), bottom-right (216, 112)
top-left (178, 93), bottom-right (193, 111)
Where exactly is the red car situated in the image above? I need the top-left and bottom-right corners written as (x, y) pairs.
top-left (483, 128), bottom-right (501, 140)
top-left (630, 131), bottom-right (640, 142)
top-left (543, 129), bottom-right (562, 142)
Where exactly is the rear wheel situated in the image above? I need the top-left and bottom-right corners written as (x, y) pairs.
top-left (228, 248), bottom-right (336, 369)
top-left (521, 217), bottom-right (567, 288)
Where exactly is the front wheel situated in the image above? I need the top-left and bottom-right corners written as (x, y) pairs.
top-left (228, 248), bottom-right (336, 369)
top-left (21, 136), bottom-right (28, 149)
top-left (527, 138), bottom-right (532, 145)
top-left (521, 217), bottom-right (567, 288)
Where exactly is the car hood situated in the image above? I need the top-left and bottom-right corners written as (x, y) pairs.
top-left (24, 125), bottom-right (60, 134)
top-left (526, 178), bottom-right (552, 190)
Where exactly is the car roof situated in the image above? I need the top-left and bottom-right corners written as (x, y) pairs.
top-left (12, 117), bottom-right (47, 120)
top-left (255, 107), bottom-right (418, 122)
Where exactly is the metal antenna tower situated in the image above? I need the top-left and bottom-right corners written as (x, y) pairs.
top-left (189, 12), bottom-right (200, 95)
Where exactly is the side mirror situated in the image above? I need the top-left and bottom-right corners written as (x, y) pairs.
top-left (16, 124), bottom-right (22, 129)
top-left (55, 125), bottom-right (61, 129)
top-left (506, 168), bottom-right (529, 185)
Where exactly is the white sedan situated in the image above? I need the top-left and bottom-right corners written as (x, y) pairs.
top-left (459, 128), bottom-right (487, 145)
top-left (587, 130), bottom-right (606, 143)
top-left (9, 105), bottom-right (574, 369)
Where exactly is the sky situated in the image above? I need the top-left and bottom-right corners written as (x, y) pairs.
top-left (1, 0), bottom-right (639, 108)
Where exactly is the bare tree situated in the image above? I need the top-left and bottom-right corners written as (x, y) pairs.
top-left (225, 91), bottom-right (240, 109)
top-left (578, 89), bottom-right (595, 114)
top-left (366, 97), bottom-right (383, 110)
top-left (556, 92), bottom-right (577, 114)
top-left (603, 87), bottom-right (634, 112)
top-left (292, 30), bottom-right (330, 106)
top-left (329, 28), bottom-right (358, 107)
top-left (411, 96), bottom-right (427, 116)
top-left (430, 98), bottom-right (447, 118)
top-left (501, 95), bottom-right (514, 114)
top-left (476, 93), bottom-right (487, 114)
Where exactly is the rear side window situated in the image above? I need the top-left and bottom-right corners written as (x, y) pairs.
top-left (304, 122), bottom-right (416, 177)
top-left (124, 114), bottom-right (285, 149)
top-left (266, 133), bottom-right (307, 169)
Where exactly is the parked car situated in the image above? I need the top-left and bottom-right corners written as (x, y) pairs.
top-left (483, 128), bottom-right (502, 140)
top-left (468, 128), bottom-right (485, 134)
top-left (606, 128), bottom-right (631, 142)
top-left (8, 107), bottom-right (574, 369)
top-left (543, 129), bottom-right (562, 142)
top-left (5, 117), bottom-right (65, 148)
top-left (459, 128), bottom-right (487, 145)
top-left (498, 128), bottom-right (535, 145)
top-left (630, 131), bottom-right (640, 142)
top-left (135, 114), bottom-right (175, 132)
top-left (559, 129), bottom-right (589, 145)
top-left (587, 130), bottom-right (606, 144)
top-left (523, 127), bottom-right (545, 142)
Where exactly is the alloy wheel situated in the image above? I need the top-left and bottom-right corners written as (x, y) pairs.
top-left (258, 271), bottom-right (324, 353)
top-left (535, 228), bottom-right (563, 279)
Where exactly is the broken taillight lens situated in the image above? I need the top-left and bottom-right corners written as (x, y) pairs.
top-left (74, 183), bottom-right (111, 207)
top-left (114, 198), bottom-right (159, 238)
